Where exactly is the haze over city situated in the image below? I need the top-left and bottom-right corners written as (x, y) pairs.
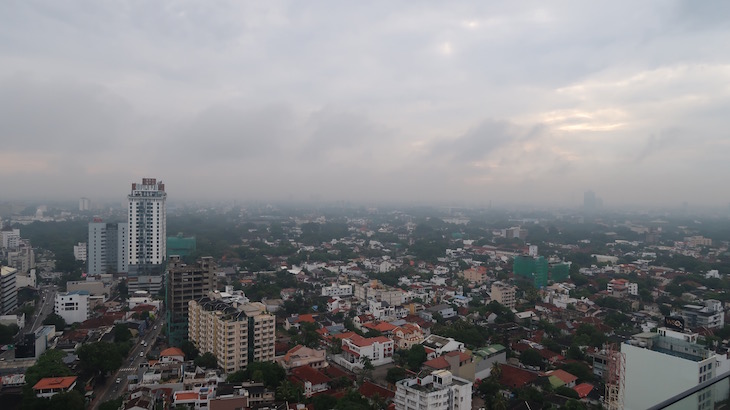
top-left (1, 1), bottom-right (729, 207)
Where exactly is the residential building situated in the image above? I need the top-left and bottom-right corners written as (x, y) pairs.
top-left (392, 324), bottom-right (424, 350)
top-left (188, 295), bottom-right (276, 373)
top-left (607, 278), bottom-right (638, 296)
top-left (419, 304), bottom-right (456, 322)
top-left (7, 240), bottom-right (35, 274)
top-left (127, 178), bottom-right (167, 292)
top-left (354, 280), bottom-right (404, 306)
top-left (73, 242), bottom-right (87, 262)
top-left (79, 197), bottom-right (90, 211)
top-left (458, 267), bottom-right (488, 284)
top-left (321, 283), bottom-right (353, 297)
top-left (1, 266), bottom-right (18, 315)
top-left (622, 327), bottom-right (727, 410)
top-left (33, 376), bottom-right (78, 398)
top-left (277, 345), bottom-right (328, 370)
top-left (491, 282), bottom-right (516, 310)
top-left (289, 365), bottom-right (331, 397)
top-left (422, 335), bottom-right (465, 360)
top-left (166, 255), bottom-right (215, 346)
top-left (681, 300), bottom-right (725, 329)
top-left (87, 220), bottom-right (128, 275)
top-left (1, 228), bottom-right (20, 250)
top-left (394, 370), bottom-right (472, 410)
top-left (338, 334), bottom-right (394, 369)
top-left (54, 291), bottom-right (90, 324)
top-left (473, 344), bottom-right (507, 381)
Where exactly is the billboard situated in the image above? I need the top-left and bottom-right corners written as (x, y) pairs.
top-left (664, 316), bottom-right (685, 331)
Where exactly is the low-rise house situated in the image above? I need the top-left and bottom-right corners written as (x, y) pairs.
top-left (422, 334), bottom-right (465, 360)
top-left (338, 334), bottom-right (394, 370)
top-left (33, 376), bottom-right (78, 398)
top-left (419, 304), bottom-right (456, 322)
top-left (289, 365), bottom-right (331, 397)
top-left (159, 347), bottom-right (185, 363)
top-left (277, 345), bottom-right (328, 370)
top-left (391, 324), bottom-right (424, 350)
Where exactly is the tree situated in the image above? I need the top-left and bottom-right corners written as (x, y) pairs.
top-left (25, 350), bottom-right (72, 387)
top-left (114, 324), bottom-right (132, 343)
top-left (313, 394), bottom-right (338, 410)
top-left (0, 323), bottom-right (19, 344)
top-left (386, 367), bottom-right (408, 385)
top-left (406, 344), bottom-right (427, 370)
top-left (43, 313), bottom-right (67, 329)
top-left (181, 340), bottom-right (199, 360)
top-left (47, 390), bottom-right (85, 410)
top-left (556, 385), bottom-right (580, 399)
top-left (77, 342), bottom-right (123, 375)
top-left (99, 398), bottom-right (123, 410)
top-left (275, 380), bottom-right (303, 402)
top-left (519, 349), bottom-right (543, 368)
top-left (194, 352), bottom-right (218, 369)
top-left (117, 280), bottom-right (129, 302)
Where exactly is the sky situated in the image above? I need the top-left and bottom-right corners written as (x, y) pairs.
top-left (1, 1), bottom-right (729, 207)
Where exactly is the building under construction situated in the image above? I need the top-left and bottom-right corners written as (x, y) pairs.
top-left (165, 255), bottom-right (215, 346)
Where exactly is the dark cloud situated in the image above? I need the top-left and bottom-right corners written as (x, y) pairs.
top-left (433, 120), bottom-right (545, 163)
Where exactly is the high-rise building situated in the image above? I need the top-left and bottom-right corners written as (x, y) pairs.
top-left (87, 220), bottom-right (128, 275)
top-left (1, 266), bottom-right (18, 315)
top-left (166, 256), bottom-right (215, 346)
top-left (127, 178), bottom-right (167, 293)
top-left (188, 294), bottom-right (276, 373)
top-left (1, 228), bottom-right (20, 250)
top-left (513, 255), bottom-right (548, 288)
top-left (394, 369), bottom-right (472, 410)
top-left (79, 197), bottom-right (90, 211)
top-left (584, 190), bottom-right (597, 211)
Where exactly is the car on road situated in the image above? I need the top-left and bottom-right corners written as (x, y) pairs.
top-left (140, 351), bottom-right (144, 357)
top-left (116, 378), bottom-right (121, 383)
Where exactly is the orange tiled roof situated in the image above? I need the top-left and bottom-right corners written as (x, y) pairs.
top-left (160, 347), bottom-right (185, 358)
top-left (33, 376), bottom-right (77, 390)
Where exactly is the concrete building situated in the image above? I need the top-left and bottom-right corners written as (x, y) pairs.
top-left (354, 280), bottom-right (404, 306)
top-left (607, 278), bottom-right (638, 296)
top-left (87, 220), bottom-right (128, 275)
top-left (473, 344), bottom-right (507, 381)
top-left (15, 268), bottom-right (36, 289)
top-left (7, 240), bottom-right (35, 274)
top-left (394, 370), bottom-right (472, 410)
top-left (54, 291), bottom-right (90, 324)
top-left (73, 242), bottom-right (87, 262)
top-left (128, 178), bottom-right (167, 266)
top-left (321, 283), bottom-right (353, 297)
top-left (491, 282), bottom-right (516, 310)
top-left (166, 255), bottom-right (215, 346)
top-left (422, 335), bottom-right (465, 360)
top-left (1, 228), bottom-right (20, 250)
top-left (1, 266), bottom-right (18, 315)
top-left (419, 304), bottom-right (456, 322)
top-left (622, 327), bottom-right (728, 410)
top-left (277, 345), bottom-right (328, 370)
top-left (339, 334), bottom-right (394, 369)
top-left (681, 300), bottom-right (724, 329)
top-left (188, 295), bottom-right (275, 373)
top-left (15, 325), bottom-right (55, 359)
top-left (126, 178), bottom-right (167, 293)
top-left (79, 197), bottom-right (90, 211)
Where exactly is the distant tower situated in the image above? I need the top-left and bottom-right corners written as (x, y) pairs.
top-left (127, 178), bottom-right (167, 292)
top-left (528, 245), bottom-right (538, 257)
top-left (583, 190), bottom-right (597, 211)
top-left (79, 197), bottom-right (91, 211)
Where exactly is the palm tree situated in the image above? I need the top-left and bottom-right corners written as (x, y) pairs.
top-left (489, 362), bottom-right (502, 382)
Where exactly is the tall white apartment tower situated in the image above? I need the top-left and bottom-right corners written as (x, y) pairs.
top-left (128, 178), bottom-right (167, 266)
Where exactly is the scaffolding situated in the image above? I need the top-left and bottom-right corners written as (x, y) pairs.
top-left (605, 344), bottom-right (626, 410)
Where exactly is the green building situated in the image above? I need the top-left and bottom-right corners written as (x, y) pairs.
top-left (550, 262), bottom-right (571, 283)
top-left (513, 255), bottom-right (548, 288)
top-left (166, 234), bottom-right (196, 258)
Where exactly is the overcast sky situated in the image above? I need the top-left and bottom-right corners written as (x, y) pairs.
top-left (1, 1), bottom-right (729, 207)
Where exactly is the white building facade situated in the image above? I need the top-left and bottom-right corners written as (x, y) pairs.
top-left (395, 370), bottom-right (472, 410)
top-left (54, 291), bottom-right (90, 324)
top-left (88, 221), bottom-right (128, 275)
top-left (321, 283), bottom-right (353, 297)
top-left (0, 266), bottom-right (18, 315)
top-left (128, 178), bottom-right (167, 266)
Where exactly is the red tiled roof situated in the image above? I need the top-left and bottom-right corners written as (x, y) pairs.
top-left (548, 369), bottom-right (577, 384)
top-left (291, 365), bottom-right (331, 386)
top-left (175, 391), bottom-right (199, 401)
top-left (359, 381), bottom-right (395, 399)
top-left (33, 376), bottom-right (77, 390)
top-left (423, 356), bottom-right (450, 369)
top-left (499, 365), bottom-right (538, 389)
top-left (574, 383), bottom-right (594, 398)
top-left (160, 347), bottom-right (185, 358)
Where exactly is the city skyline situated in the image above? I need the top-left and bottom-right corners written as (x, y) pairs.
top-left (1, 2), bottom-right (729, 206)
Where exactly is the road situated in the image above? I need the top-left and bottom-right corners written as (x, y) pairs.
top-left (0, 285), bottom-right (56, 361)
top-left (91, 314), bottom-right (165, 409)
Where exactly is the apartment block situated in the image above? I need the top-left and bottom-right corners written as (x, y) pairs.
top-left (1, 266), bottom-right (18, 315)
top-left (188, 295), bottom-right (275, 373)
top-left (54, 291), bottom-right (90, 324)
top-left (491, 281), bottom-right (516, 310)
